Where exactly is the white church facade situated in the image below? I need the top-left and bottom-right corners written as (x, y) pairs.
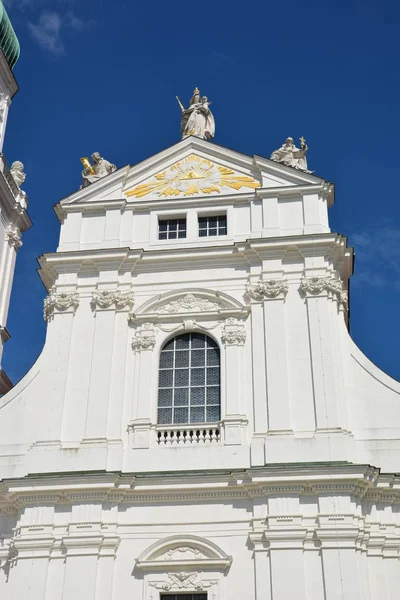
top-left (1, 127), bottom-right (400, 599)
top-left (0, 0), bottom-right (31, 395)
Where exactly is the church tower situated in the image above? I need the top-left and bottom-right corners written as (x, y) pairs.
top-left (0, 0), bottom-right (31, 394)
top-left (0, 88), bottom-right (399, 599)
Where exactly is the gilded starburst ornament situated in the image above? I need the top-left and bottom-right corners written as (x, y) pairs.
top-left (126, 154), bottom-right (261, 198)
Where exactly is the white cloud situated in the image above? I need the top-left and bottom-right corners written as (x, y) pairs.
top-left (28, 12), bottom-right (65, 56)
top-left (350, 226), bottom-right (400, 289)
top-left (28, 9), bottom-right (86, 56)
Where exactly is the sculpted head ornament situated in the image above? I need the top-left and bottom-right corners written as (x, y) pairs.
top-left (10, 161), bottom-right (26, 188)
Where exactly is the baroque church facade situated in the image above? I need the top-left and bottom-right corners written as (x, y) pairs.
top-left (0, 22), bottom-right (400, 599)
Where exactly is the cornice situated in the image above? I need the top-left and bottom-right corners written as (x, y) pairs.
top-left (2, 464), bottom-right (399, 513)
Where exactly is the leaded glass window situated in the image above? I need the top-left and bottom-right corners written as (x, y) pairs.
top-left (158, 333), bottom-right (221, 425)
top-left (158, 218), bottom-right (186, 240)
top-left (160, 595), bottom-right (207, 600)
top-left (198, 214), bottom-right (227, 237)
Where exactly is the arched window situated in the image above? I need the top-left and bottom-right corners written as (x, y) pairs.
top-left (158, 333), bottom-right (221, 425)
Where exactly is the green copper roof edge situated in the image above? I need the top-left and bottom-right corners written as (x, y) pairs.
top-left (0, 0), bottom-right (20, 69)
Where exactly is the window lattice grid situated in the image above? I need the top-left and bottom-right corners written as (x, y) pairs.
top-left (160, 595), bottom-right (208, 600)
top-left (158, 218), bottom-right (187, 240)
top-left (158, 333), bottom-right (221, 425)
top-left (198, 214), bottom-right (227, 237)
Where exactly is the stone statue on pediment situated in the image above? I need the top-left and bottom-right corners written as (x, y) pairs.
top-left (270, 137), bottom-right (313, 173)
top-left (81, 152), bottom-right (117, 188)
top-left (177, 87), bottom-right (215, 140)
top-left (10, 161), bottom-right (26, 188)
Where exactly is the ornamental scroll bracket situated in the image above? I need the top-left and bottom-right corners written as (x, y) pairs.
top-left (300, 277), bottom-right (348, 312)
top-left (246, 279), bottom-right (289, 301)
top-left (43, 290), bottom-right (79, 322)
top-left (91, 290), bottom-right (134, 311)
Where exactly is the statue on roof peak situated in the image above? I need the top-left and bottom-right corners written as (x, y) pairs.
top-left (176, 87), bottom-right (215, 141)
top-left (270, 137), bottom-right (313, 174)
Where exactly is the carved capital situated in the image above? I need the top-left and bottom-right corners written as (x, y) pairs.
top-left (300, 277), bottom-right (348, 312)
top-left (5, 225), bottom-right (22, 250)
top-left (221, 318), bottom-right (246, 346)
top-left (44, 290), bottom-right (79, 322)
top-left (132, 322), bottom-right (156, 351)
top-left (91, 290), bottom-right (134, 311)
top-left (247, 279), bottom-right (288, 301)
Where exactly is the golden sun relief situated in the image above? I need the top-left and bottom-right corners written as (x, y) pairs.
top-left (125, 155), bottom-right (261, 198)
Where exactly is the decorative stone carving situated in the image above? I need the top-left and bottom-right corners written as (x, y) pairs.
top-left (5, 225), bottom-right (22, 250)
top-left (159, 293), bottom-right (220, 314)
top-left (165, 546), bottom-right (205, 561)
top-left (91, 290), bottom-right (134, 311)
top-left (221, 318), bottom-right (246, 346)
top-left (270, 136), bottom-right (313, 173)
top-left (10, 161), bottom-right (26, 188)
top-left (178, 87), bottom-right (215, 140)
top-left (247, 279), bottom-right (288, 301)
top-left (339, 290), bottom-right (349, 312)
top-left (300, 277), bottom-right (341, 296)
top-left (81, 152), bottom-right (117, 188)
top-left (149, 572), bottom-right (217, 592)
top-left (44, 290), bottom-right (79, 322)
top-left (132, 322), bottom-right (156, 351)
top-left (0, 92), bottom-right (9, 123)
top-left (300, 277), bottom-right (348, 311)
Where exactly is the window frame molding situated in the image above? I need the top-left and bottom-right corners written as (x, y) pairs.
top-left (128, 289), bottom-right (250, 449)
top-left (157, 331), bottom-right (222, 428)
top-left (136, 534), bottom-right (232, 600)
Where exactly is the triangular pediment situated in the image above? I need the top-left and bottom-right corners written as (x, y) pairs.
top-left (124, 153), bottom-right (261, 200)
top-left (56, 136), bottom-right (327, 214)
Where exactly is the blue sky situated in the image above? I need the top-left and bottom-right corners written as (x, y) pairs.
top-left (2, 0), bottom-right (400, 384)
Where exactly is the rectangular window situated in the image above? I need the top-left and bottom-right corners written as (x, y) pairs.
top-left (160, 594), bottom-right (207, 600)
top-left (198, 214), bottom-right (227, 237)
top-left (158, 218), bottom-right (187, 240)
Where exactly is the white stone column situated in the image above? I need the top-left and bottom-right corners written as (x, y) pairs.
top-left (251, 535), bottom-right (272, 600)
top-left (62, 541), bottom-right (100, 600)
top-left (0, 226), bottom-right (20, 327)
top-left (61, 298), bottom-right (95, 444)
top-left (129, 322), bottom-right (157, 448)
top-left (249, 301), bottom-right (268, 465)
top-left (41, 290), bottom-right (79, 441)
top-left (267, 533), bottom-right (308, 600)
top-left (85, 290), bottom-right (133, 441)
top-left (300, 277), bottom-right (343, 431)
top-left (247, 279), bottom-right (291, 432)
top-left (221, 318), bottom-right (248, 446)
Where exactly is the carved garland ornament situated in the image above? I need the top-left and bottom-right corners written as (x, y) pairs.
top-left (300, 277), bottom-right (348, 311)
top-left (5, 225), bottom-right (22, 250)
top-left (247, 279), bottom-right (288, 301)
top-left (91, 290), bottom-right (134, 310)
top-left (149, 572), bottom-right (217, 592)
top-left (159, 293), bottom-right (220, 314)
top-left (221, 318), bottom-right (246, 346)
top-left (44, 291), bottom-right (79, 321)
